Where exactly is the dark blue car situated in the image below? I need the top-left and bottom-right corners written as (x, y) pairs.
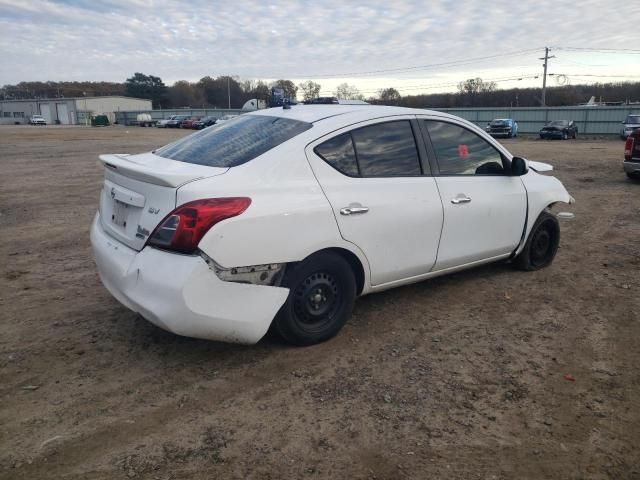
top-left (485, 118), bottom-right (518, 138)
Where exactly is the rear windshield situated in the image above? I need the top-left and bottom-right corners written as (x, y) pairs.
top-left (625, 115), bottom-right (640, 124)
top-left (155, 115), bottom-right (312, 168)
top-left (548, 120), bottom-right (569, 126)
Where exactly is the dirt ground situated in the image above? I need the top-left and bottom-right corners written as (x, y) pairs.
top-left (0, 125), bottom-right (639, 480)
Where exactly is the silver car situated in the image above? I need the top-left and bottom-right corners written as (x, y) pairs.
top-left (621, 114), bottom-right (640, 139)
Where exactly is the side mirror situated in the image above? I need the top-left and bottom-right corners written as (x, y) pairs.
top-left (511, 156), bottom-right (528, 176)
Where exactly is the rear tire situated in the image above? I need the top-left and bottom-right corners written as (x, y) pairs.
top-left (513, 211), bottom-right (560, 271)
top-left (273, 252), bottom-right (356, 346)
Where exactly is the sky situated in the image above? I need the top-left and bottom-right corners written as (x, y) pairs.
top-left (0, 0), bottom-right (638, 97)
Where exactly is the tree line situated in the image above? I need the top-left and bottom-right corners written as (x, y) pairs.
top-left (1, 73), bottom-right (638, 109)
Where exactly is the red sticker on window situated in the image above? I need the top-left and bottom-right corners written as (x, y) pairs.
top-left (458, 144), bottom-right (469, 159)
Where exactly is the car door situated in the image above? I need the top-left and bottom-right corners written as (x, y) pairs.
top-left (305, 118), bottom-right (444, 286)
top-left (420, 119), bottom-right (527, 271)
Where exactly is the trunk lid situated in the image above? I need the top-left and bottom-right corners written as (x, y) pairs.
top-left (98, 152), bottom-right (227, 251)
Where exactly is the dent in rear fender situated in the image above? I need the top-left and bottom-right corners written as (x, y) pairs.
top-left (182, 261), bottom-right (290, 342)
top-left (175, 138), bottom-right (372, 292)
top-left (199, 201), bottom-right (372, 289)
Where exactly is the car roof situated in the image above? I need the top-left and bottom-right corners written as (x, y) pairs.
top-left (248, 104), bottom-right (463, 125)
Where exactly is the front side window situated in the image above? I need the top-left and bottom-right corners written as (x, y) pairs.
top-left (425, 121), bottom-right (505, 175)
top-left (156, 115), bottom-right (312, 168)
top-left (314, 120), bottom-right (422, 177)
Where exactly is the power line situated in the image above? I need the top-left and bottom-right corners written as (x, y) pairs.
top-left (550, 73), bottom-right (639, 78)
top-left (555, 47), bottom-right (640, 54)
top-left (319, 74), bottom-right (541, 96)
top-left (287, 47), bottom-right (544, 79)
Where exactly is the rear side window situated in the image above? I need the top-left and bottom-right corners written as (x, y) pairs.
top-left (425, 121), bottom-right (505, 175)
top-left (314, 120), bottom-right (422, 177)
top-left (314, 133), bottom-right (359, 176)
top-left (352, 122), bottom-right (421, 176)
top-left (156, 115), bottom-right (312, 168)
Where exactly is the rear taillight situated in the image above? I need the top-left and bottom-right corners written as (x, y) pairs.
top-left (146, 197), bottom-right (251, 254)
top-left (624, 137), bottom-right (635, 161)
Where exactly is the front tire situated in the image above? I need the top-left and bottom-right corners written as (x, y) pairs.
top-left (273, 252), bottom-right (356, 346)
top-left (513, 212), bottom-right (560, 271)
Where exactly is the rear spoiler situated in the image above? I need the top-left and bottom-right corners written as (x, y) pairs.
top-left (98, 153), bottom-right (227, 188)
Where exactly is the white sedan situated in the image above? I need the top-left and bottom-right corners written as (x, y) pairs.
top-left (90, 105), bottom-right (574, 345)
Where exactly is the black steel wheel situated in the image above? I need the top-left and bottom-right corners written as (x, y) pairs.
top-left (513, 212), bottom-right (560, 271)
top-left (273, 252), bottom-right (356, 346)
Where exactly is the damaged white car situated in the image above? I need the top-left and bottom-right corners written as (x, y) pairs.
top-left (90, 105), bottom-right (574, 346)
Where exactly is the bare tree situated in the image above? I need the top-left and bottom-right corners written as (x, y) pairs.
top-left (457, 77), bottom-right (497, 106)
top-left (334, 83), bottom-right (364, 100)
top-left (298, 80), bottom-right (322, 101)
top-left (457, 77), bottom-right (497, 95)
top-left (378, 87), bottom-right (401, 105)
top-left (271, 80), bottom-right (298, 101)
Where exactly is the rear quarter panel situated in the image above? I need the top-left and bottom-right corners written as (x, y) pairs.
top-left (176, 133), bottom-right (372, 287)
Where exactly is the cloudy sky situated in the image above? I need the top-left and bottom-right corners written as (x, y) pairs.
top-left (0, 0), bottom-right (638, 96)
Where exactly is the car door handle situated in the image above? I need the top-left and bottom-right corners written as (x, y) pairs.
top-left (451, 196), bottom-right (472, 204)
top-left (340, 206), bottom-right (369, 215)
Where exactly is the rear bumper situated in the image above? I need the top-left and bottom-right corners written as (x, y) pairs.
top-left (624, 161), bottom-right (640, 175)
top-left (90, 213), bottom-right (289, 344)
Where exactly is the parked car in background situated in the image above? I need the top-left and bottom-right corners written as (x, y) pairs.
top-left (165, 115), bottom-right (190, 128)
top-left (192, 116), bottom-right (217, 130)
top-left (29, 115), bottom-right (46, 125)
top-left (136, 113), bottom-right (155, 127)
top-left (156, 115), bottom-right (177, 128)
top-left (624, 129), bottom-right (640, 179)
top-left (91, 105), bottom-right (574, 346)
top-left (215, 114), bottom-right (238, 124)
top-left (540, 120), bottom-right (578, 140)
top-left (486, 118), bottom-right (518, 138)
top-left (180, 117), bottom-right (201, 129)
top-left (620, 114), bottom-right (640, 139)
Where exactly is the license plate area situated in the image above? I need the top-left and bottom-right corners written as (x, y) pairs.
top-left (112, 199), bottom-right (129, 228)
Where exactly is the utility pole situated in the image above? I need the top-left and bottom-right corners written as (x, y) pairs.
top-left (227, 77), bottom-right (231, 109)
top-left (539, 47), bottom-right (555, 107)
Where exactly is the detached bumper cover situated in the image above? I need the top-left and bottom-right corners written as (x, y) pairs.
top-left (90, 213), bottom-right (289, 344)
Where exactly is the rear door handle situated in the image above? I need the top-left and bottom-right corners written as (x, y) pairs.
top-left (340, 206), bottom-right (369, 215)
top-left (451, 196), bottom-right (471, 204)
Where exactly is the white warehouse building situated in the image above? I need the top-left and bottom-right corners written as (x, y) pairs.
top-left (0, 96), bottom-right (152, 125)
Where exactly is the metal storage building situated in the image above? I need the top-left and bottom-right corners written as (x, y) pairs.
top-left (0, 96), bottom-right (152, 125)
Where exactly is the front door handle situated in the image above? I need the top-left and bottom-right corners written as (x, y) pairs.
top-left (340, 206), bottom-right (369, 215)
top-left (451, 196), bottom-right (472, 204)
